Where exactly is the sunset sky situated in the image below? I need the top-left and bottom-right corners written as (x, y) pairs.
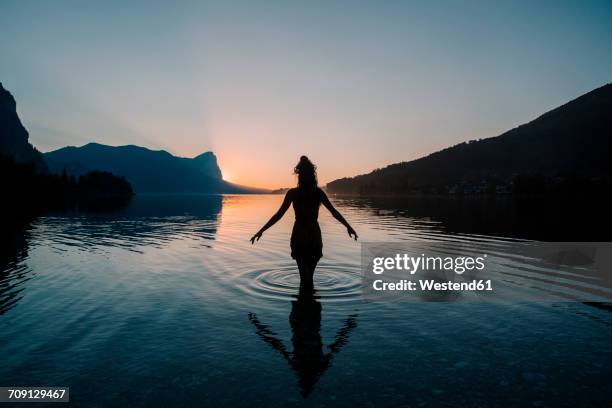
top-left (2, 1), bottom-right (611, 189)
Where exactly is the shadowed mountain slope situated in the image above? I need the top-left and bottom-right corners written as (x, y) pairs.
top-left (327, 83), bottom-right (612, 195)
top-left (0, 82), bottom-right (47, 172)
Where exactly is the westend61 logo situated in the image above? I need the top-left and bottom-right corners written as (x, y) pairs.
top-left (361, 242), bottom-right (499, 301)
top-left (361, 241), bottom-right (612, 302)
top-left (369, 252), bottom-right (492, 294)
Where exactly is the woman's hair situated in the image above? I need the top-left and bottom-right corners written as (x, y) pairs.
top-left (294, 155), bottom-right (317, 189)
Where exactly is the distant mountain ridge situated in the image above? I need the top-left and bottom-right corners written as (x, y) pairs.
top-left (327, 82), bottom-right (612, 195)
top-left (1, 82), bottom-right (133, 212)
top-left (45, 142), bottom-right (261, 194)
top-left (0, 82), bottom-right (47, 172)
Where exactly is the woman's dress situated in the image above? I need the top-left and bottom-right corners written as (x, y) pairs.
top-left (290, 187), bottom-right (323, 261)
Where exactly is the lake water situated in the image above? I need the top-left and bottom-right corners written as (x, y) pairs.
top-left (1, 194), bottom-right (611, 406)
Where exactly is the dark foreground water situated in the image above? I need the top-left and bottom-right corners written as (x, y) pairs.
top-left (1, 195), bottom-right (611, 407)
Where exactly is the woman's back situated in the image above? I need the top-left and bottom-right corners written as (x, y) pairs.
top-left (291, 187), bottom-right (322, 225)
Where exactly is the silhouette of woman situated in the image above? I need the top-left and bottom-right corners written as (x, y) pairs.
top-left (250, 156), bottom-right (358, 287)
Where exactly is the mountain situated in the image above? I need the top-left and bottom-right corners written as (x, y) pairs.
top-left (327, 83), bottom-right (612, 195)
top-left (0, 82), bottom-right (47, 172)
top-left (44, 143), bottom-right (260, 194)
top-left (1, 82), bottom-right (133, 213)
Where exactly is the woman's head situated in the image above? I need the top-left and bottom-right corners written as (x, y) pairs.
top-left (294, 156), bottom-right (317, 189)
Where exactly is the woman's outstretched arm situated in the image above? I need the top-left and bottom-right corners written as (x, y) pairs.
top-left (320, 190), bottom-right (358, 240)
top-left (248, 313), bottom-right (291, 362)
top-left (327, 314), bottom-right (358, 356)
top-left (250, 190), bottom-right (293, 244)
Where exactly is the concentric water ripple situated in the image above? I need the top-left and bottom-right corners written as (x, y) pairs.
top-left (235, 261), bottom-right (362, 302)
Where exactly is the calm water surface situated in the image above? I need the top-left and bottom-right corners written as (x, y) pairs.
top-left (1, 195), bottom-right (610, 406)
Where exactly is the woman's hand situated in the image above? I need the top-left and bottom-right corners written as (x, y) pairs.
top-left (347, 226), bottom-right (358, 241)
top-left (250, 230), bottom-right (263, 244)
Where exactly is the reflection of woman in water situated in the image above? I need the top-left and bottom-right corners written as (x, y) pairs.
top-left (248, 284), bottom-right (357, 398)
top-left (250, 156), bottom-right (358, 287)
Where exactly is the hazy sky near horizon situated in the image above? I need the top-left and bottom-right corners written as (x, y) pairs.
top-left (2, 1), bottom-right (611, 188)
